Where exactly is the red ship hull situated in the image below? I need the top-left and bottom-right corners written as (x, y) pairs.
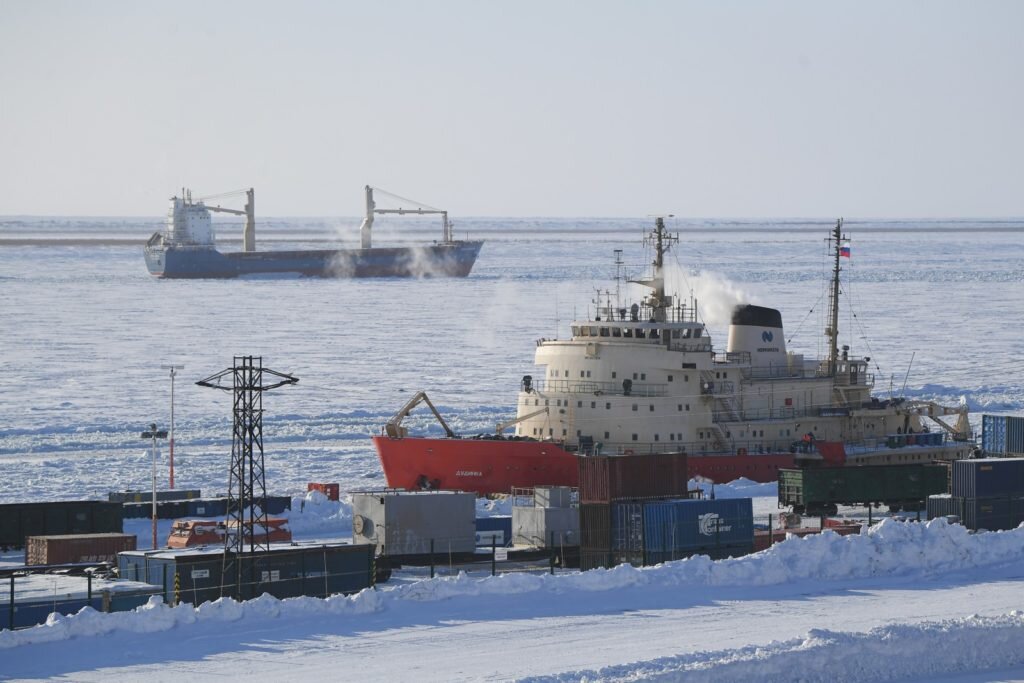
top-left (372, 435), bottom-right (797, 495)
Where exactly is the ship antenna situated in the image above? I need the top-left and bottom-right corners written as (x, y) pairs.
top-left (825, 217), bottom-right (846, 377)
top-left (614, 249), bottom-right (624, 312)
top-left (632, 215), bottom-right (678, 322)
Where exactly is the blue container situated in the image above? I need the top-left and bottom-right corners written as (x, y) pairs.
top-left (642, 498), bottom-right (754, 555)
top-left (475, 516), bottom-right (513, 547)
top-left (983, 415), bottom-right (1024, 456)
top-left (952, 458), bottom-right (1024, 498)
top-left (961, 496), bottom-right (1024, 531)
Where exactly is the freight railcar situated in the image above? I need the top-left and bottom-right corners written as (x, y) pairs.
top-left (778, 464), bottom-right (948, 515)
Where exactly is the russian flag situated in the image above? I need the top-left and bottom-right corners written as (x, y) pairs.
top-left (840, 241), bottom-right (851, 258)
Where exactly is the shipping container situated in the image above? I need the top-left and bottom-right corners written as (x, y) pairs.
top-left (778, 464), bottom-right (948, 514)
top-left (475, 516), bottom-right (513, 547)
top-left (512, 506), bottom-right (579, 547)
top-left (578, 452), bottom-right (689, 504)
top-left (187, 498), bottom-right (228, 518)
top-left (926, 494), bottom-right (961, 521)
top-left (982, 415), bottom-right (1024, 457)
top-left (641, 498), bottom-right (754, 556)
top-left (579, 503), bottom-right (612, 551)
top-left (118, 542), bottom-right (375, 604)
top-left (107, 490), bottom-right (201, 503)
top-left (25, 532), bottom-right (137, 565)
top-left (927, 494), bottom-right (1024, 531)
top-left (534, 486), bottom-right (573, 509)
top-left (579, 549), bottom-right (613, 572)
top-left (0, 501), bottom-right (124, 550)
top-left (351, 490), bottom-right (476, 557)
top-left (951, 458), bottom-right (1024, 499)
top-left (263, 495), bottom-right (292, 515)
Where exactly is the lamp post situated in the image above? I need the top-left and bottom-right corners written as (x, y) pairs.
top-left (141, 424), bottom-right (168, 550)
top-left (160, 365), bottom-right (184, 489)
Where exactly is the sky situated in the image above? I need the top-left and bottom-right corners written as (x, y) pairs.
top-left (1, 1), bottom-right (1022, 218)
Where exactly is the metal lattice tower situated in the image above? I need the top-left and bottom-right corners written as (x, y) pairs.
top-left (197, 356), bottom-right (297, 598)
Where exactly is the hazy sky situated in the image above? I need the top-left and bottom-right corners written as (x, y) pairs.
top-left (1, 1), bottom-right (1021, 217)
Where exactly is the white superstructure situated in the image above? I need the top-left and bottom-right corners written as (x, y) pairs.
top-left (512, 218), bottom-right (971, 463)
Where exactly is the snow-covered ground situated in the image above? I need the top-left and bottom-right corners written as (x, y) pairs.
top-left (4, 519), bottom-right (1024, 681)
top-left (1, 218), bottom-right (1023, 680)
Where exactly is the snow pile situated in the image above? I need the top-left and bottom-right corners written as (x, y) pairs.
top-left (523, 612), bottom-right (1024, 683)
top-left (281, 490), bottom-right (353, 538)
top-left (3, 518), bottom-right (1023, 650)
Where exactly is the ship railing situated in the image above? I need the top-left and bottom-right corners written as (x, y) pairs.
top-left (667, 341), bottom-right (713, 353)
top-left (605, 439), bottom-right (787, 457)
top-left (711, 406), bottom-right (817, 422)
top-left (528, 379), bottom-right (668, 397)
top-left (713, 351), bottom-right (751, 365)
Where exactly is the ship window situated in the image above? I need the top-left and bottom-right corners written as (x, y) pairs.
top-left (572, 326), bottom-right (580, 336)
top-left (641, 373), bottom-right (646, 380)
top-left (579, 328), bottom-right (588, 337)
top-left (623, 328), bottom-right (633, 338)
top-left (632, 434), bottom-right (638, 441)
top-left (549, 428), bottom-right (553, 436)
top-left (650, 329), bottom-right (659, 339)
top-left (716, 372), bottom-right (720, 379)
top-left (633, 373), bottom-right (638, 380)
top-left (586, 370), bottom-right (591, 377)
top-left (686, 404), bottom-right (690, 411)
top-left (562, 429), bottom-right (567, 436)
top-left (683, 329), bottom-right (692, 338)
top-left (632, 404), bottom-right (638, 411)
top-left (672, 330), bottom-right (680, 339)
top-left (723, 372), bottom-right (728, 379)
top-left (694, 329), bottom-right (702, 338)
top-left (577, 430), bottom-right (581, 436)
top-left (604, 431), bottom-right (610, 439)
top-left (669, 433), bottom-right (675, 441)
top-left (591, 401), bottom-right (596, 409)
top-left (606, 402), bottom-right (611, 409)
top-left (589, 327), bottom-right (598, 336)
top-left (577, 401), bottom-right (583, 408)
top-left (684, 374), bottom-right (689, 381)
top-left (612, 371), bottom-right (617, 379)
top-left (654, 434), bottom-right (660, 441)
top-left (534, 399), bottom-right (539, 406)
top-left (600, 327), bottom-right (610, 337)
top-left (668, 375), bottom-right (673, 382)
top-left (635, 329), bottom-right (646, 338)
top-left (580, 371), bottom-right (585, 378)
top-left (649, 405), bottom-right (654, 412)
top-left (678, 404), bottom-right (683, 411)
top-left (612, 328), bottom-right (621, 337)
top-left (545, 399), bottom-right (549, 406)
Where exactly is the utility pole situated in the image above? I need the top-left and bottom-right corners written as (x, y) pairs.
top-left (141, 424), bottom-right (168, 550)
top-left (160, 364), bottom-right (184, 489)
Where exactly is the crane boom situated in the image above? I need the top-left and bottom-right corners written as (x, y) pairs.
top-left (384, 391), bottom-right (456, 438)
top-left (358, 185), bottom-right (453, 249)
top-left (495, 407), bottom-right (549, 435)
top-left (202, 188), bottom-right (255, 252)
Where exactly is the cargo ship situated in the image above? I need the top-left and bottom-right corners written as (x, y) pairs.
top-left (373, 218), bottom-right (974, 494)
top-left (144, 186), bottom-right (483, 278)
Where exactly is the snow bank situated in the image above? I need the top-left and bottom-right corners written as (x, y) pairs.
top-left (522, 612), bottom-right (1024, 683)
top-left (4, 518), bottom-right (1022, 650)
top-left (283, 490), bottom-right (353, 537)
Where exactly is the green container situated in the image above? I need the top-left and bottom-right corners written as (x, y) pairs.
top-left (779, 464), bottom-right (949, 511)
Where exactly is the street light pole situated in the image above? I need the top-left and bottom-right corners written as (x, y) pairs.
top-left (160, 364), bottom-right (184, 489)
top-left (141, 424), bottom-right (168, 550)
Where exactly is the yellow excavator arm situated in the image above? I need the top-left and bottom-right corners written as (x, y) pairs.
top-left (384, 391), bottom-right (455, 438)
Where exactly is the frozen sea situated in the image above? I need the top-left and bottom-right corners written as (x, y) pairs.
top-left (1, 215), bottom-right (1022, 504)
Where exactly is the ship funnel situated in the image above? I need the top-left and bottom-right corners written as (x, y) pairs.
top-left (727, 304), bottom-right (787, 369)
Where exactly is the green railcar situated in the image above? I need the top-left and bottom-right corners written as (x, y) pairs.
top-left (778, 464), bottom-right (949, 515)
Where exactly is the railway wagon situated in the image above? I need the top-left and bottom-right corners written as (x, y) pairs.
top-left (0, 501), bottom-right (124, 550)
top-left (778, 464), bottom-right (948, 515)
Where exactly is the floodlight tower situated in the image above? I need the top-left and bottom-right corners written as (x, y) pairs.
top-left (160, 364), bottom-right (184, 488)
top-left (196, 356), bottom-right (297, 599)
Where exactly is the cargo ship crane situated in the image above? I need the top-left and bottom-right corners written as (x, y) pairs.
top-left (358, 185), bottom-right (453, 249)
top-left (199, 188), bottom-right (256, 252)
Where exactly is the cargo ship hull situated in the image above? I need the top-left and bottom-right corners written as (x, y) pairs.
top-left (372, 435), bottom-right (797, 494)
top-left (145, 241), bottom-right (483, 279)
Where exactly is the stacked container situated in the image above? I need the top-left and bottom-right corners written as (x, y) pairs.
top-left (926, 458), bottom-right (1024, 531)
top-left (512, 486), bottom-right (578, 547)
top-left (578, 453), bottom-right (751, 570)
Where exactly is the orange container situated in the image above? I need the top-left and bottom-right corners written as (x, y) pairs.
top-left (307, 482), bottom-right (341, 501)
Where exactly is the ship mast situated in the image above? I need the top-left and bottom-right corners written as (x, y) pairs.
top-left (630, 216), bottom-right (678, 322)
top-left (825, 218), bottom-right (846, 376)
